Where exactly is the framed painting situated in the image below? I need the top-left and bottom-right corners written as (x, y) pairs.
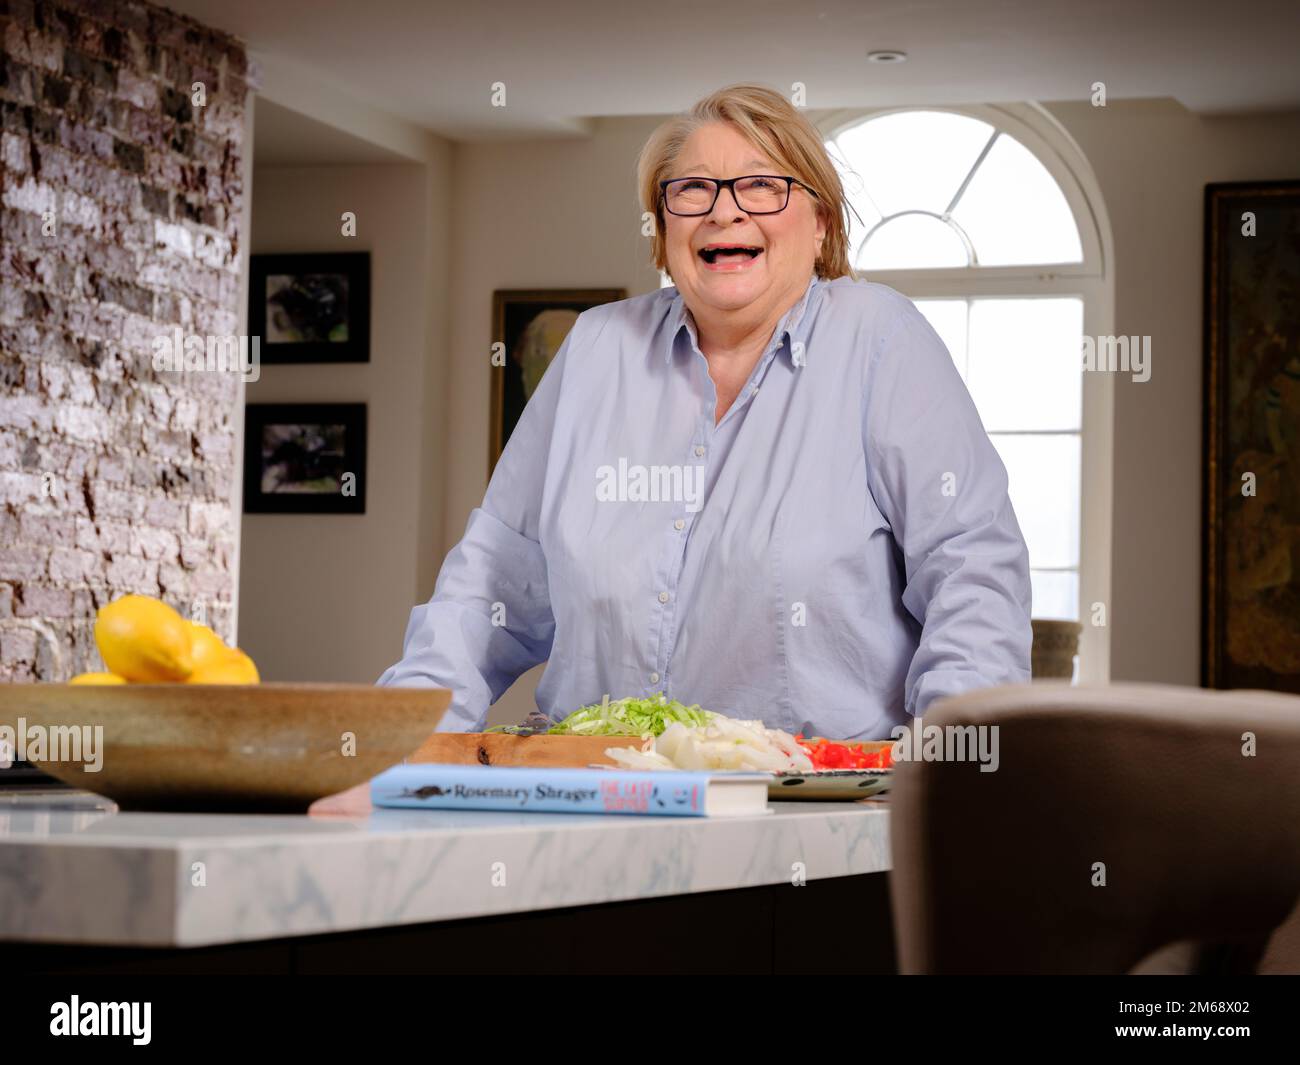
top-left (249, 252), bottom-right (370, 364)
top-left (489, 288), bottom-right (626, 475)
top-left (1202, 180), bottom-right (1300, 690)
top-left (243, 403), bottom-right (367, 515)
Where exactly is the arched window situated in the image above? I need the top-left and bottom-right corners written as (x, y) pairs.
top-left (820, 104), bottom-right (1113, 680)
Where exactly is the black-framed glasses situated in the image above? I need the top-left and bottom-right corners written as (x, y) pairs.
top-left (659, 175), bottom-right (816, 216)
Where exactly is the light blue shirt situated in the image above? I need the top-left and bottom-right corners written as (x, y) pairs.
top-left (377, 273), bottom-right (1032, 739)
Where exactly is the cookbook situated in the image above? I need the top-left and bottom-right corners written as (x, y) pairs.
top-left (370, 764), bottom-right (771, 817)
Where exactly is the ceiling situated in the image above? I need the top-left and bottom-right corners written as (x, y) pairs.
top-left (169, 0), bottom-right (1300, 143)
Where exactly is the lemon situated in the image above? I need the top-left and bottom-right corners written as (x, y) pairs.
top-left (94, 595), bottom-right (194, 682)
top-left (187, 649), bottom-right (260, 685)
top-left (187, 621), bottom-right (232, 672)
top-left (69, 672), bottom-right (127, 685)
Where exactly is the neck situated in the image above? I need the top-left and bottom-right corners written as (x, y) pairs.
top-left (690, 275), bottom-right (810, 360)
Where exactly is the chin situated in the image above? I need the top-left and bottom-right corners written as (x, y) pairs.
top-left (700, 277), bottom-right (765, 305)
top-left (693, 264), bottom-right (766, 294)
top-left (699, 289), bottom-right (759, 312)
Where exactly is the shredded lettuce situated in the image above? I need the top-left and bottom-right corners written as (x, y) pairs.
top-left (546, 693), bottom-right (714, 737)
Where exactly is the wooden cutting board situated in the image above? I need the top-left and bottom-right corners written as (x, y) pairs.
top-left (409, 733), bottom-right (893, 768)
top-left (410, 732), bottom-right (643, 767)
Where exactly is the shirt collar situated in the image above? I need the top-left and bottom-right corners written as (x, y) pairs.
top-left (665, 272), bottom-right (823, 368)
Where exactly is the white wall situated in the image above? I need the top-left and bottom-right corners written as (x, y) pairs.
top-left (241, 158), bottom-right (450, 683)
top-left (1045, 99), bottom-right (1300, 685)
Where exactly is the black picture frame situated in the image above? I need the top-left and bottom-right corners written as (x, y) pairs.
top-left (1201, 179), bottom-right (1300, 691)
top-left (243, 403), bottom-right (367, 515)
top-left (249, 252), bottom-right (371, 364)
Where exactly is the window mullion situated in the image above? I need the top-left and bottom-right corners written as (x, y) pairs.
top-left (943, 130), bottom-right (999, 217)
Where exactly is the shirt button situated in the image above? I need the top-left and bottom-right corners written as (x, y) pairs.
top-left (658, 591), bottom-right (670, 604)
top-left (649, 672), bottom-right (660, 684)
top-left (673, 519), bottom-right (685, 531)
top-left (694, 445), bottom-right (705, 457)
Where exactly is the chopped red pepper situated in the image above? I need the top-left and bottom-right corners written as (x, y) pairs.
top-left (795, 735), bottom-right (893, 771)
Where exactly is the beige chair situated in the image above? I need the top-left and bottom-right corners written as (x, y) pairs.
top-left (889, 682), bottom-right (1300, 974)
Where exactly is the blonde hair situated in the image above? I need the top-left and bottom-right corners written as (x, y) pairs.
top-left (636, 84), bottom-right (857, 282)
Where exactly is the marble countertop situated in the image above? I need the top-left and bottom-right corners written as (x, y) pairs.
top-left (0, 790), bottom-right (890, 948)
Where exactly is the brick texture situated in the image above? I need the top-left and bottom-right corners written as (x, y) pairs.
top-left (1, 0), bottom-right (253, 680)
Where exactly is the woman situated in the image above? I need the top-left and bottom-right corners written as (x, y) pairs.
top-left (377, 84), bottom-right (1032, 741)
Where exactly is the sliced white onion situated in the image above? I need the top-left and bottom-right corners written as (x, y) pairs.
top-left (604, 716), bottom-right (813, 773)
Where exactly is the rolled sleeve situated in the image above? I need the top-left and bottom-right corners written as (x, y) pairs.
top-left (862, 298), bottom-right (1033, 716)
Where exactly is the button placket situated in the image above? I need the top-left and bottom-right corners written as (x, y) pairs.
top-left (651, 567), bottom-right (681, 690)
top-left (646, 292), bottom-right (816, 699)
top-left (650, 401), bottom-right (714, 693)
top-left (648, 324), bottom-right (708, 692)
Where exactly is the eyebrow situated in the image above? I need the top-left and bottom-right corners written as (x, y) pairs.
top-left (674, 158), bottom-right (773, 175)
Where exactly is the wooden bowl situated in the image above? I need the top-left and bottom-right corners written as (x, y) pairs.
top-left (0, 682), bottom-right (450, 812)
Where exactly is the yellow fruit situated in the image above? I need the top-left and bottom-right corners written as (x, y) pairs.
top-left (94, 595), bottom-right (194, 682)
top-left (187, 649), bottom-right (260, 685)
top-left (187, 621), bottom-right (231, 672)
top-left (69, 672), bottom-right (127, 685)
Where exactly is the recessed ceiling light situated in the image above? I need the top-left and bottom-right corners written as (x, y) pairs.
top-left (867, 50), bottom-right (908, 64)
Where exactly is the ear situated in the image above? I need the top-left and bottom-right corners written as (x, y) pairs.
top-left (812, 208), bottom-right (829, 273)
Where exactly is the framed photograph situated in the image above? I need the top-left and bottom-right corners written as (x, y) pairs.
top-left (243, 403), bottom-right (367, 514)
top-left (489, 288), bottom-right (626, 475)
top-left (249, 252), bottom-right (370, 364)
top-left (1202, 180), bottom-right (1300, 691)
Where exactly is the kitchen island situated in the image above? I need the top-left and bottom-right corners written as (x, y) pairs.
top-left (0, 791), bottom-right (894, 974)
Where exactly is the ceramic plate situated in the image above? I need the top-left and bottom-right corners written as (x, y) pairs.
top-left (768, 768), bottom-right (893, 800)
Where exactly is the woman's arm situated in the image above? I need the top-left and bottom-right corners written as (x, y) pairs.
top-left (375, 326), bottom-right (577, 731)
top-left (862, 296), bottom-right (1033, 717)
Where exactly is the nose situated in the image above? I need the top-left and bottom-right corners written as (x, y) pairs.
top-left (707, 182), bottom-right (748, 223)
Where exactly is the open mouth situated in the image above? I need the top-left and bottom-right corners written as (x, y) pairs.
top-left (698, 245), bottom-right (764, 265)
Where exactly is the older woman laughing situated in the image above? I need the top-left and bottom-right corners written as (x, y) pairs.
top-left (378, 84), bottom-right (1032, 740)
